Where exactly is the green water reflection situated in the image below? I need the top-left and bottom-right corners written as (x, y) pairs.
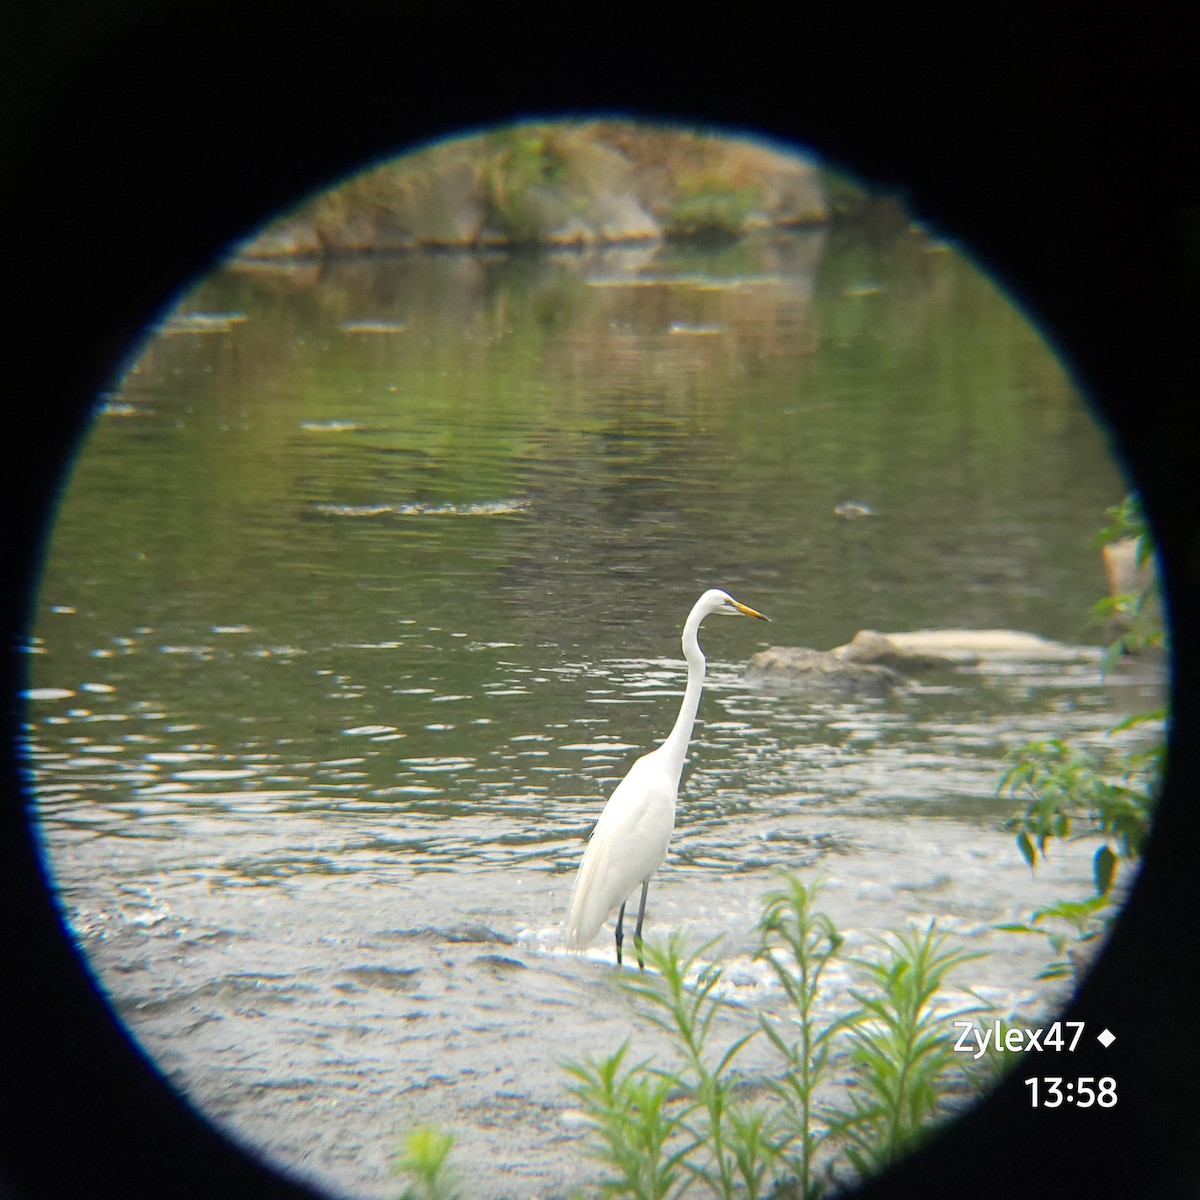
top-left (31, 226), bottom-right (1124, 826)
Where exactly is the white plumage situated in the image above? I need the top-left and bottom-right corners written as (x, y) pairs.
top-left (565, 588), bottom-right (769, 967)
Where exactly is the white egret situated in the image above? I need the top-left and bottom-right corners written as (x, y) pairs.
top-left (566, 588), bottom-right (770, 968)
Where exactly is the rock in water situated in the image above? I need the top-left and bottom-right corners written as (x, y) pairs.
top-left (835, 630), bottom-right (959, 673)
top-left (744, 646), bottom-right (905, 697)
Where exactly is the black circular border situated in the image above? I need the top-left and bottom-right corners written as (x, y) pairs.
top-left (3, 8), bottom-right (1197, 1199)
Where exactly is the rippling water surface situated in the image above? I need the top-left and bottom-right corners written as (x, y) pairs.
top-left (24, 224), bottom-right (1161, 1197)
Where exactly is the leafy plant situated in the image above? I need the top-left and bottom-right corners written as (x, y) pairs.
top-left (1000, 492), bottom-right (1165, 896)
top-left (390, 1125), bottom-right (460, 1200)
top-left (754, 876), bottom-right (844, 1199)
top-left (999, 725), bottom-right (1160, 896)
top-left (615, 933), bottom-right (781, 1200)
top-left (564, 879), bottom-right (994, 1199)
top-left (827, 926), bottom-right (985, 1179)
top-left (995, 895), bottom-right (1113, 981)
top-left (563, 1042), bottom-right (690, 1200)
top-left (998, 491), bottom-right (1166, 974)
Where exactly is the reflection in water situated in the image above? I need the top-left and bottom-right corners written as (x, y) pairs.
top-left (25, 226), bottom-right (1160, 1197)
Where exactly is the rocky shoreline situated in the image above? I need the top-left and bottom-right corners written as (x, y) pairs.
top-left (232, 121), bottom-right (832, 261)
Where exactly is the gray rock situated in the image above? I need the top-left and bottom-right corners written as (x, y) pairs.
top-left (744, 645), bottom-right (905, 697)
top-left (746, 628), bottom-right (1098, 696)
top-left (835, 629), bottom-right (1094, 665)
top-left (834, 630), bottom-right (959, 673)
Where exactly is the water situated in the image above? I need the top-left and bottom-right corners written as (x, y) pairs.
top-left (23, 225), bottom-right (1162, 1197)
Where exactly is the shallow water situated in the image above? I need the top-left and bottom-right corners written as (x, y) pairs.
top-left (24, 225), bottom-right (1162, 1197)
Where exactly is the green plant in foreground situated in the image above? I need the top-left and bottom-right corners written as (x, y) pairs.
top-left (564, 879), bottom-right (993, 1199)
top-left (754, 876), bottom-right (844, 1200)
top-left (564, 930), bottom-right (786, 1200)
top-left (563, 1042), bottom-right (691, 1200)
top-left (828, 926), bottom-right (985, 1180)
top-left (390, 1125), bottom-right (460, 1200)
top-left (616, 933), bottom-right (780, 1200)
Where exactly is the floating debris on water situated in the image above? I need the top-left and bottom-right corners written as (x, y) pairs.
top-left (299, 419), bottom-right (359, 433)
top-left (834, 500), bottom-right (875, 520)
top-left (341, 320), bottom-right (408, 334)
top-left (158, 311), bottom-right (249, 335)
top-left (313, 498), bottom-right (530, 518)
top-left (158, 645), bottom-right (216, 659)
top-left (669, 322), bottom-right (725, 336)
top-left (313, 503), bottom-right (393, 517)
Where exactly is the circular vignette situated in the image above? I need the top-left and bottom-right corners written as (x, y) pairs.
top-left (2, 9), bottom-right (1198, 1200)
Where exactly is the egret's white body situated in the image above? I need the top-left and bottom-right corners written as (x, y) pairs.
top-left (566, 588), bottom-right (769, 967)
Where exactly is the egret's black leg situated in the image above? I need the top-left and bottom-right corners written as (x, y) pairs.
top-left (633, 879), bottom-right (650, 971)
top-left (615, 900), bottom-right (627, 967)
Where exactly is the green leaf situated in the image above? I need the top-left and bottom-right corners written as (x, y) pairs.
top-left (1110, 707), bottom-right (1166, 734)
top-left (1016, 831), bottom-right (1036, 868)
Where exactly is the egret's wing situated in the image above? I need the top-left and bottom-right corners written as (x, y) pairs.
top-left (566, 752), bottom-right (676, 949)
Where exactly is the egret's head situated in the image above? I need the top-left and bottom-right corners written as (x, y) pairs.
top-left (701, 589), bottom-right (770, 621)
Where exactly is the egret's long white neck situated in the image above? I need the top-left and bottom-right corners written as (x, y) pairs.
top-left (658, 602), bottom-right (708, 785)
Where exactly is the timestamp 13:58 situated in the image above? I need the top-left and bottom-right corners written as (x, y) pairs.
top-left (1025, 1077), bottom-right (1117, 1108)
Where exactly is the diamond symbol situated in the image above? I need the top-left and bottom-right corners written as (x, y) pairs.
top-left (1097, 1028), bottom-right (1116, 1048)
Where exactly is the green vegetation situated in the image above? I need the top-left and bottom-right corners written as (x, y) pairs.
top-left (829, 925), bottom-right (984, 1180)
top-left (1092, 492), bottom-right (1166, 668)
top-left (478, 125), bottom-right (593, 244)
top-left (663, 177), bottom-right (763, 242)
top-left (755, 877), bottom-right (843, 1194)
top-left (994, 894), bottom-right (1113, 983)
top-left (390, 1125), bottom-right (461, 1200)
top-left (572, 932), bottom-right (779, 1200)
top-left (1000, 721), bottom-right (1159, 897)
top-left (561, 879), bottom-right (991, 1199)
top-left (999, 492), bottom-right (1165, 977)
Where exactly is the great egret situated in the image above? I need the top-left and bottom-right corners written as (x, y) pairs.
top-left (566, 588), bottom-right (770, 968)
